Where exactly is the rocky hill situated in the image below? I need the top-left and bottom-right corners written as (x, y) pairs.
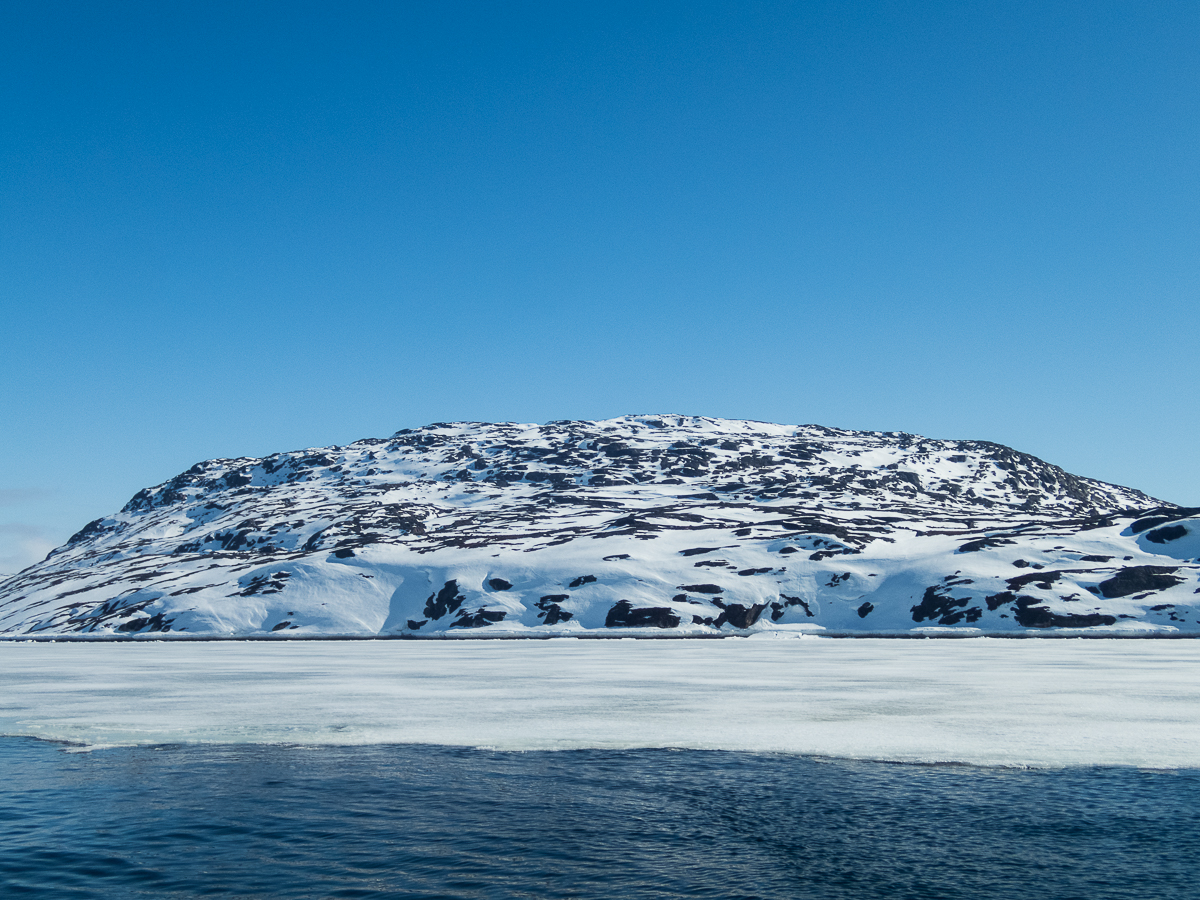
top-left (2, 416), bottom-right (1198, 637)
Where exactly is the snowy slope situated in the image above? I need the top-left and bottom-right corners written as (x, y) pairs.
top-left (1, 415), bottom-right (1197, 637)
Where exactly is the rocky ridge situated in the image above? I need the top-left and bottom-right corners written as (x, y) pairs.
top-left (2, 415), bottom-right (1198, 637)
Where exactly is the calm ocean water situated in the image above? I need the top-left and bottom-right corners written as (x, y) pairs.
top-left (2, 737), bottom-right (1198, 899)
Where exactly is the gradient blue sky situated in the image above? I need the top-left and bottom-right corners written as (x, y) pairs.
top-left (2, 1), bottom-right (1198, 572)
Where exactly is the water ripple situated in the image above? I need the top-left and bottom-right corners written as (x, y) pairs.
top-left (2, 738), bottom-right (1198, 899)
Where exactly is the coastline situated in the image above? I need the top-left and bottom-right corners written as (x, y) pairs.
top-left (3, 630), bottom-right (1198, 641)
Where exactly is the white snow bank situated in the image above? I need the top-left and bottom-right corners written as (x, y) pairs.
top-left (2, 639), bottom-right (1199, 768)
top-left (1136, 516), bottom-right (1200, 560)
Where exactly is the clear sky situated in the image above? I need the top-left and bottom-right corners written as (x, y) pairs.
top-left (2, 1), bottom-right (1198, 573)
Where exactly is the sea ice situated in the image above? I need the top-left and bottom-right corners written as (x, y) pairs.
top-left (2, 638), bottom-right (1199, 768)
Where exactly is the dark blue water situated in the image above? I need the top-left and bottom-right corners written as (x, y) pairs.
top-left (2, 737), bottom-right (1198, 899)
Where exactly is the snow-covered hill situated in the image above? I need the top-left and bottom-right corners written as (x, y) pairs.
top-left (2, 416), bottom-right (1198, 637)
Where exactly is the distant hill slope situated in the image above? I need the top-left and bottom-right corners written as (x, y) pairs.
top-left (2, 415), bottom-right (1198, 637)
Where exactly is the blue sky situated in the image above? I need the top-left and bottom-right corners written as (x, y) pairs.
top-left (2, 1), bottom-right (1198, 571)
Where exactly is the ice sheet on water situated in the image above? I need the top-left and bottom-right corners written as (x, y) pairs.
top-left (2, 639), bottom-right (1199, 768)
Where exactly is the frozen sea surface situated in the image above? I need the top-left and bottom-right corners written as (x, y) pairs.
top-left (3, 638), bottom-right (1200, 767)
